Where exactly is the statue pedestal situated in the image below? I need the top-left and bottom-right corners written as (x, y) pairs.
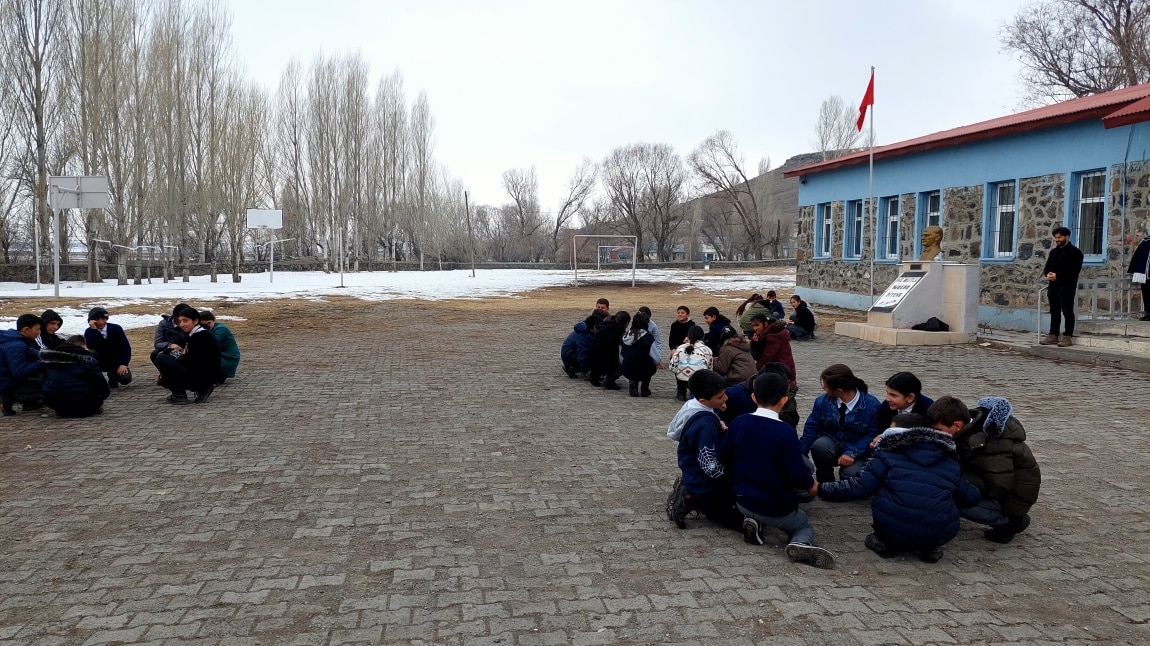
top-left (835, 261), bottom-right (978, 346)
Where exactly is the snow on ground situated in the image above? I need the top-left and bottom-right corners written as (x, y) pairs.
top-left (1, 267), bottom-right (795, 334)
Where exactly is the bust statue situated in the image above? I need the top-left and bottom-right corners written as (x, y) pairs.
top-left (919, 225), bottom-right (944, 261)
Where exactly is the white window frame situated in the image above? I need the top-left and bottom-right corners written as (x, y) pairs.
top-left (922, 190), bottom-right (941, 228)
top-left (844, 200), bottom-right (863, 259)
top-left (986, 180), bottom-right (1017, 259)
top-left (816, 202), bottom-right (832, 258)
top-left (1073, 170), bottom-right (1106, 258)
top-left (880, 195), bottom-right (899, 260)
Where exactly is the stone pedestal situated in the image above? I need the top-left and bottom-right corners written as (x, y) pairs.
top-left (835, 261), bottom-right (978, 346)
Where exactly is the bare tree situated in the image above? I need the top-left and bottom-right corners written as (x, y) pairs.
top-left (501, 165), bottom-right (544, 261)
top-left (601, 144), bottom-right (647, 261)
top-left (811, 95), bottom-right (865, 160)
top-left (1003, 0), bottom-right (1150, 103)
top-left (688, 130), bottom-right (764, 259)
top-left (549, 158), bottom-right (596, 259)
top-left (640, 144), bottom-right (686, 261)
top-left (407, 90), bottom-right (434, 269)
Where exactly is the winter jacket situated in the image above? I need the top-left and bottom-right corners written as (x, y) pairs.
top-left (800, 390), bottom-right (883, 459)
top-left (1042, 241), bottom-right (1084, 287)
top-left (789, 303), bottom-right (816, 335)
top-left (588, 320), bottom-right (625, 375)
top-left (153, 314), bottom-right (189, 353)
top-left (211, 323), bottom-right (241, 379)
top-left (84, 323), bottom-right (132, 372)
top-left (668, 319), bottom-right (694, 349)
top-left (766, 298), bottom-right (786, 320)
top-left (167, 327), bottom-right (221, 393)
top-left (562, 321), bottom-right (593, 372)
top-left (722, 376), bottom-right (800, 429)
top-left (751, 319), bottom-right (797, 380)
top-left (669, 341), bottom-right (712, 382)
top-left (737, 301), bottom-right (774, 335)
top-left (673, 404), bottom-right (727, 497)
top-left (954, 406), bottom-right (1041, 518)
top-left (0, 329), bottom-right (42, 394)
top-left (37, 332), bottom-right (66, 351)
top-left (720, 410), bottom-right (814, 517)
top-left (40, 344), bottom-right (110, 417)
top-left (620, 329), bottom-right (657, 381)
top-left (1128, 235), bottom-right (1150, 282)
top-left (703, 314), bottom-right (732, 355)
top-left (874, 394), bottom-right (935, 434)
top-left (712, 337), bottom-right (756, 385)
top-left (819, 427), bottom-right (981, 549)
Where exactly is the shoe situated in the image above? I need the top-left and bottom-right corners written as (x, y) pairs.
top-left (1057, 336), bottom-right (1073, 347)
top-left (918, 546), bottom-right (944, 563)
top-left (563, 365), bottom-right (578, 379)
top-left (667, 478), bottom-right (691, 529)
top-left (603, 381), bottom-right (621, 391)
top-left (640, 387), bottom-right (652, 398)
top-left (864, 533), bottom-right (897, 558)
top-left (785, 542), bottom-right (835, 569)
top-left (588, 377), bottom-right (602, 387)
top-left (984, 514), bottom-right (1031, 544)
top-left (166, 393), bottom-right (189, 405)
top-left (628, 381), bottom-right (639, 397)
top-left (2, 403), bottom-right (15, 416)
top-left (742, 517), bottom-right (764, 545)
top-left (193, 384), bottom-right (214, 403)
top-left (1039, 334), bottom-right (1058, 345)
top-left (675, 391), bottom-right (687, 402)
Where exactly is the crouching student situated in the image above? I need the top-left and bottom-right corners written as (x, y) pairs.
top-left (928, 395), bottom-right (1041, 544)
top-left (561, 315), bottom-right (596, 379)
top-left (153, 308), bottom-right (222, 404)
top-left (198, 310), bottom-right (240, 384)
top-left (41, 335), bottom-right (110, 418)
top-left (721, 372), bottom-right (836, 569)
top-left (0, 314), bottom-right (45, 415)
top-left (664, 370), bottom-right (742, 531)
top-left (816, 413), bottom-right (981, 563)
top-left (620, 311), bottom-right (657, 397)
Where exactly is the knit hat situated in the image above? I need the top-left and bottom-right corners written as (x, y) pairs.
top-left (88, 307), bottom-right (109, 321)
top-left (976, 396), bottom-right (1013, 438)
top-left (40, 309), bottom-right (64, 326)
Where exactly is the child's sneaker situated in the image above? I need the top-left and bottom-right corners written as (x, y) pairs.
top-left (864, 533), bottom-right (897, 558)
top-left (742, 517), bottom-right (764, 545)
top-left (984, 514), bottom-right (1031, 544)
top-left (665, 477), bottom-right (689, 529)
top-left (785, 542), bottom-right (835, 569)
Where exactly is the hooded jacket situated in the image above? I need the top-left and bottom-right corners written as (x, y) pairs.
top-left (669, 401), bottom-right (726, 497)
top-left (736, 301), bottom-right (773, 335)
top-left (37, 310), bottom-right (66, 350)
top-left (40, 344), bottom-right (110, 416)
top-left (154, 314), bottom-right (189, 353)
top-left (620, 328), bottom-right (657, 381)
top-left (703, 314), bottom-right (732, 355)
top-left (954, 400), bottom-right (1041, 518)
top-left (819, 427), bottom-right (980, 548)
top-left (211, 322), bottom-right (241, 379)
top-left (561, 320), bottom-right (594, 373)
top-left (0, 329), bottom-right (42, 393)
top-left (751, 319), bottom-right (796, 380)
top-left (712, 336), bottom-right (756, 385)
top-left (588, 319), bottom-right (625, 375)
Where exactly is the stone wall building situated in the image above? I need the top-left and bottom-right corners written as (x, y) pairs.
top-left (783, 83), bottom-right (1150, 330)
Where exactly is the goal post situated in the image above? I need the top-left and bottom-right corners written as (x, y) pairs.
top-left (573, 234), bottom-right (637, 287)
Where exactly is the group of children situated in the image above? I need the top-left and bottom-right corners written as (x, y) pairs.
top-left (0, 303), bottom-right (241, 417)
top-left (666, 363), bottom-right (1041, 569)
top-left (561, 292), bottom-right (815, 400)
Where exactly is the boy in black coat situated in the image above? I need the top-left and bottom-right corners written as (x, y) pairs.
top-left (83, 307), bottom-right (133, 388)
top-left (41, 336), bottom-right (110, 418)
top-left (587, 311), bottom-right (627, 390)
top-left (153, 308), bottom-right (221, 404)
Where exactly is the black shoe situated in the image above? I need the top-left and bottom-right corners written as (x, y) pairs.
top-left (666, 477), bottom-right (690, 529)
top-left (193, 384), bottom-right (215, 404)
top-left (628, 381), bottom-right (639, 397)
top-left (918, 546), bottom-right (944, 563)
top-left (984, 514), bottom-right (1031, 544)
top-left (2, 403), bottom-right (15, 416)
top-left (588, 377), bottom-right (602, 387)
top-left (563, 365), bottom-right (578, 378)
top-left (640, 388), bottom-right (652, 397)
top-left (785, 542), bottom-right (836, 569)
top-left (864, 533), bottom-right (897, 558)
top-left (603, 381), bottom-right (621, 390)
top-left (166, 393), bottom-right (189, 405)
top-left (742, 517), bottom-right (764, 545)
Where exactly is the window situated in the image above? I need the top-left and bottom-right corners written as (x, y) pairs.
top-left (1073, 170), bottom-right (1105, 257)
top-left (921, 190), bottom-right (941, 227)
top-left (987, 181), bottom-right (1017, 258)
top-left (815, 202), bottom-right (832, 258)
top-left (844, 200), bottom-right (863, 259)
top-left (879, 195), bottom-right (899, 260)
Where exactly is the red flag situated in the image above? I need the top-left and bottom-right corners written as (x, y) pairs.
top-left (856, 69), bottom-right (874, 131)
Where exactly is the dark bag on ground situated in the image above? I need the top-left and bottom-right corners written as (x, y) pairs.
top-left (911, 317), bottom-right (950, 332)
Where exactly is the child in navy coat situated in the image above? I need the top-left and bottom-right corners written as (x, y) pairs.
top-left (816, 413), bottom-right (981, 563)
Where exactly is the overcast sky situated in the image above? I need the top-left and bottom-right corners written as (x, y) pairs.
top-left (229, 0), bottom-right (1031, 210)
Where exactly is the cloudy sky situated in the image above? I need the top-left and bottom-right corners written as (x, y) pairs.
top-left (229, 0), bottom-right (1031, 209)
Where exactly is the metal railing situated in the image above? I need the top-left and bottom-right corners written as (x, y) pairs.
top-left (1035, 277), bottom-right (1136, 337)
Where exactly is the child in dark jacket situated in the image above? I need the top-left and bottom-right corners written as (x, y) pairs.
top-left (817, 413), bottom-right (981, 563)
top-left (722, 363), bottom-right (800, 429)
top-left (720, 372), bottom-right (835, 569)
top-left (587, 311), bottom-right (628, 390)
top-left (561, 315), bottom-right (598, 378)
top-left (665, 370), bottom-right (742, 531)
top-left (701, 307), bottom-right (732, 355)
top-left (667, 305), bottom-right (694, 349)
top-left (84, 307), bottom-right (133, 388)
top-left (620, 311), bottom-right (657, 397)
top-left (41, 336), bottom-right (110, 418)
top-left (153, 308), bottom-right (221, 404)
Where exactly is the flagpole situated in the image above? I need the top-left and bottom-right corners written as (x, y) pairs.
top-left (867, 66), bottom-right (876, 305)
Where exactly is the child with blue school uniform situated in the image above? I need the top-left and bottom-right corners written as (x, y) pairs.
top-left (561, 314), bottom-right (599, 378)
top-left (817, 413), bottom-right (981, 563)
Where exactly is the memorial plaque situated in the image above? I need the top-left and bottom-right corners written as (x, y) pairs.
top-left (870, 271), bottom-right (925, 312)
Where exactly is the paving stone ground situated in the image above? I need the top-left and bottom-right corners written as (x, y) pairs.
top-left (2, 295), bottom-right (1149, 645)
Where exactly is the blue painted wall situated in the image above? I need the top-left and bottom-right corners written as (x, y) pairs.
top-left (797, 121), bottom-right (1150, 205)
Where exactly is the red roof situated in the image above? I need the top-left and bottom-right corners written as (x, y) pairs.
top-left (784, 82), bottom-right (1150, 178)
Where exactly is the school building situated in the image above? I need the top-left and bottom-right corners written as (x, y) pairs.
top-left (783, 83), bottom-right (1150, 330)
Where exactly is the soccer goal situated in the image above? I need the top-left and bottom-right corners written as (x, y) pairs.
top-left (572, 234), bottom-right (637, 287)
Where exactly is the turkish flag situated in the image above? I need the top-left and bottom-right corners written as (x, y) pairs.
top-left (856, 69), bottom-right (874, 131)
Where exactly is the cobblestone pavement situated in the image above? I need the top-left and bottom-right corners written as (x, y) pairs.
top-left (2, 300), bottom-right (1148, 645)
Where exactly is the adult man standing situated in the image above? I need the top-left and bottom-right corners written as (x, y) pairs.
top-left (1041, 226), bottom-right (1084, 347)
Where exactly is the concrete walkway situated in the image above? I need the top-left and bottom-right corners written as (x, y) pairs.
top-left (2, 302), bottom-right (1148, 644)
